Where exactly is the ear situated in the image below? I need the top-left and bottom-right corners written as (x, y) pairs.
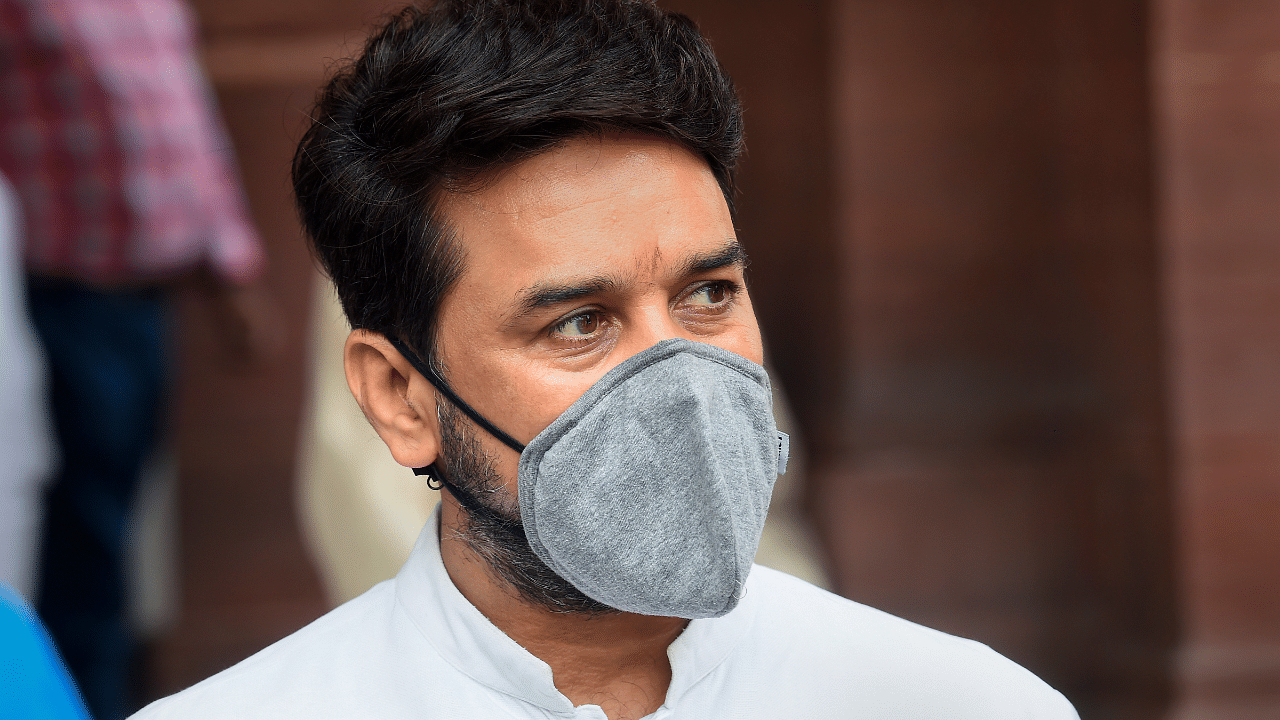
top-left (343, 329), bottom-right (440, 469)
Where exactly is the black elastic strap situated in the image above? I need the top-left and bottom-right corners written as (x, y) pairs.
top-left (416, 463), bottom-right (523, 532)
top-left (414, 465), bottom-right (444, 490)
top-left (387, 336), bottom-right (526, 454)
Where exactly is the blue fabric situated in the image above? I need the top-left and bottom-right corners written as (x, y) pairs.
top-left (0, 585), bottom-right (93, 720)
top-left (27, 279), bottom-right (170, 720)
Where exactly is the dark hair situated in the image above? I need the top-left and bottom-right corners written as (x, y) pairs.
top-left (292, 0), bottom-right (744, 365)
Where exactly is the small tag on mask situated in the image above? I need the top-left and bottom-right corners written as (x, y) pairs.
top-left (777, 431), bottom-right (790, 476)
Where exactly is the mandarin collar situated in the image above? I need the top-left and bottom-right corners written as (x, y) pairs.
top-left (393, 505), bottom-right (759, 713)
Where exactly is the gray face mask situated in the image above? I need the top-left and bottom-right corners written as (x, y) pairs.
top-left (389, 337), bottom-right (789, 619)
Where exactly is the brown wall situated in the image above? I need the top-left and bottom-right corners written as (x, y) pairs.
top-left (817, 1), bottom-right (1174, 713)
top-left (1155, 1), bottom-right (1280, 716)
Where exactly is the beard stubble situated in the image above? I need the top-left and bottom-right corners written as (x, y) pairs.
top-left (435, 400), bottom-right (617, 616)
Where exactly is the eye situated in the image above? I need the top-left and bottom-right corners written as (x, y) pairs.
top-left (551, 310), bottom-right (603, 339)
top-left (685, 282), bottom-right (735, 308)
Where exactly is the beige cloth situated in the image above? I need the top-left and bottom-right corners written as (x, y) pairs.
top-left (0, 173), bottom-right (56, 600)
top-left (296, 276), bottom-right (828, 606)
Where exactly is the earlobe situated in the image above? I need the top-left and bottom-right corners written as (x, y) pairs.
top-left (343, 330), bottom-right (440, 469)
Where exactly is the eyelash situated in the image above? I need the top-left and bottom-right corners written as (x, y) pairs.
top-left (550, 310), bottom-right (603, 340)
top-left (684, 280), bottom-right (740, 309)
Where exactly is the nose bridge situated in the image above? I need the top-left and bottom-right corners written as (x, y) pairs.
top-left (621, 248), bottom-right (679, 348)
top-left (623, 293), bottom-right (686, 355)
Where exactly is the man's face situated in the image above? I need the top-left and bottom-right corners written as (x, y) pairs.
top-left (433, 133), bottom-right (764, 489)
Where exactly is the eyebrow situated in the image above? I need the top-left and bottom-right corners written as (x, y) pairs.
top-left (505, 240), bottom-right (748, 325)
top-left (678, 241), bottom-right (748, 277)
top-left (509, 276), bottom-right (620, 322)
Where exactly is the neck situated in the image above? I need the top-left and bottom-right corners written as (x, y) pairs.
top-left (438, 499), bottom-right (686, 720)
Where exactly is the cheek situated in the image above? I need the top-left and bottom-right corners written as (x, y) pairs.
top-left (491, 359), bottom-right (595, 443)
top-left (720, 300), bottom-right (765, 365)
top-left (722, 335), bottom-right (764, 368)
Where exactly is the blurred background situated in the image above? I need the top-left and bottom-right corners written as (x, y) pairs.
top-left (3, 0), bottom-right (1279, 719)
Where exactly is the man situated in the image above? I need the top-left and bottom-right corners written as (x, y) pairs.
top-left (134, 1), bottom-right (1078, 718)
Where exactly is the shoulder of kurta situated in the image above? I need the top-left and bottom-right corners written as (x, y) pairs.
top-left (737, 565), bottom-right (1080, 719)
top-left (128, 580), bottom-right (409, 720)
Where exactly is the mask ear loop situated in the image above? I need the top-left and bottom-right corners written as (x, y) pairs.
top-left (416, 460), bottom-right (514, 532)
top-left (387, 336), bottom-right (526, 455)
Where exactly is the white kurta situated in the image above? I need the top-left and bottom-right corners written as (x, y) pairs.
top-left (132, 506), bottom-right (1078, 720)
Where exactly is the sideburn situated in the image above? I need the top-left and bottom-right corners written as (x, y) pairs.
top-left (436, 400), bottom-right (617, 615)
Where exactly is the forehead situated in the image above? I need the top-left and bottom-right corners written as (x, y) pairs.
top-left (437, 134), bottom-right (736, 305)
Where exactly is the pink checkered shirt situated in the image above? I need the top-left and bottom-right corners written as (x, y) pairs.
top-left (0, 0), bottom-right (263, 285)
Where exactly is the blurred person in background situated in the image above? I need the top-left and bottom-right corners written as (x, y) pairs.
top-left (133, 2), bottom-right (1076, 719)
top-left (0, 0), bottom-right (274, 717)
top-left (1, 583), bottom-right (93, 720)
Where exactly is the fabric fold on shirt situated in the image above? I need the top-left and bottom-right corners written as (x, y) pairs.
top-left (392, 504), bottom-right (758, 714)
